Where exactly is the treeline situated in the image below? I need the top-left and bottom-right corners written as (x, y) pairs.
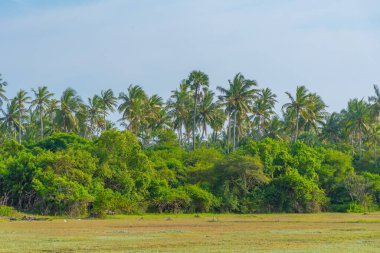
top-left (0, 72), bottom-right (380, 216)
top-left (0, 130), bottom-right (378, 216)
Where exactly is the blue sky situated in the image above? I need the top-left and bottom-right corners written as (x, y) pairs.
top-left (1, 0), bottom-right (380, 118)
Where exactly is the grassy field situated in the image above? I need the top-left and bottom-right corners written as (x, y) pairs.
top-left (1, 213), bottom-right (380, 252)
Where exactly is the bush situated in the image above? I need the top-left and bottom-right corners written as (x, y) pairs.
top-left (0, 205), bottom-right (13, 216)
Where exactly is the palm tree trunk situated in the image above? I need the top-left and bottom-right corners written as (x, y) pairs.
top-left (233, 110), bottom-right (237, 151)
top-left (40, 109), bottom-right (44, 139)
top-left (295, 109), bottom-right (300, 143)
top-left (227, 115), bottom-right (231, 153)
top-left (103, 112), bottom-right (107, 131)
top-left (359, 126), bottom-right (362, 159)
top-left (374, 140), bottom-right (377, 167)
top-left (192, 87), bottom-right (198, 150)
top-left (257, 116), bottom-right (261, 140)
top-left (18, 111), bottom-right (22, 144)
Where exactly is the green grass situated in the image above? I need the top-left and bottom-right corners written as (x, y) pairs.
top-left (1, 213), bottom-right (380, 252)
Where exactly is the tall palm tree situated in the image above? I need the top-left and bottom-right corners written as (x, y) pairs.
top-left (320, 112), bottom-right (343, 145)
top-left (342, 99), bottom-right (370, 159)
top-left (167, 82), bottom-right (192, 145)
top-left (187, 71), bottom-right (209, 150)
top-left (302, 93), bottom-right (327, 133)
top-left (0, 74), bottom-right (8, 107)
top-left (14, 89), bottom-right (31, 144)
top-left (118, 85), bottom-right (147, 134)
top-left (368, 123), bottom-right (380, 167)
top-left (197, 90), bottom-right (222, 141)
top-left (56, 88), bottom-right (82, 132)
top-left (252, 88), bottom-right (277, 139)
top-left (217, 73), bottom-right (257, 151)
top-left (282, 86), bottom-right (311, 143)
top-left (86, 95), bottom-right (103, 137)
top-left (45, 99), bottom-right (59, 133)
top-left (98, 89), bottom-right (117, 131)
top-left (0, 99), bottom-right (18, 140)
top-left (369, 84), bottom-right (380, 123)
top-left (265, 115), bottom-right (284, 140)
top-left (30, 86), bottom-right (54, 139)
top-left (142, 94), bottom-right (164, 142)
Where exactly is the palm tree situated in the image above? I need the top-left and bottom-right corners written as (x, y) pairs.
top-left (187, 71), bottom-right (209, 150)
top-left (45, 99), bottom-right (59, 133)
top-left (118, 85), bottom-right (147, 134)
top-left (0, 74), bottom-right (8, 107)
top-left (209, 108), bottom-right (226, 143)
top-left (342, 99), bottom-right (370, 159)
top-left (302, 93), bottom-right (327, 133)
top-left (197, 90), bottom-right (222, 141)
top-left (265, 116), bottom-right (284, 140)
top-left (369, 84), bottom-right (380, 123)
top-left (252, 88), bottom-right (277, 139)
top-left (14, 89), bottom-right (31, 144)
top-left (320, 113), bottom-right (343, 144)
top-left (368, 123), bottom-right (380, 167)
top-left (86, 95), bottom-right (103, 137)
top-left (142, 94), bottom-right (164, 142)
top-left (0, 99), bottom-right (18, 140)
top-left (167, 82), bottom-right (192, 145)
top-left (282, 86), bottom-right (311, 143)
top-left (98, 89), bottom-right (117, 131)
top-left (56, 88), bottom-right (82, 132)
top-left (217, 73), bottom-right (257, 151)
top-left (30, 86), bottom-right (54, 139)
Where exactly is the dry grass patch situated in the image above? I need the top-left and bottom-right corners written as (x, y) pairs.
top-left (0, 213), bottom-right (380, 252)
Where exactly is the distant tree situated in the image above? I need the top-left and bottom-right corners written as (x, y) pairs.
top-left (98, 89), bottom-right (117, 131)
top-left (187, 71), bottom-right (209, 150)
top-left (14, 89), bottom-right (31, 144)
top-left (56, 88), bottom-right (82, 132)
top-left (218, 73), bottom-right (257, 151)
top-left (31, 86), bottom-right (54, 139)
top-left (282, 86), bottom-right (312, 143)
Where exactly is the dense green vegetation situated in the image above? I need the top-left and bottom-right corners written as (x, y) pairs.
top-left (0, 72), bottom-right (380, 216)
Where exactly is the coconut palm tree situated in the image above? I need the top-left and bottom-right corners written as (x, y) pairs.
top-left (56, 88), bottom-right (82, 132)
top-left (167, 82), bottom-right (192, 145)
top-left (14, 89), bottom-right (31, 144)
top-left (342, 99), bottom-right (370, 159)
top-left (0, 74), bottom-right (8, 107)
top-left (86, 95), bottom-right (103, 137)
top-left (217, 73), bottom-right (257, 151)
top-left (118, 85), bottom-right (147, 134)
top-left (369, 84), bottom-right (380, 123)
top-left (98, 89), bottom-right (117, 131)
top-left (320, 112), bottom-right (343, 145)
top-left (302, 93), bottom-right (327, 133)
top-left (30, 86), bottom-right (54, 139)
top-left (45, 99), bottom-right (59, 133)
top-left (265, 116), bottom-right (284, 140)
top-left (282, 86), bottom-right (311, 143)
top-left (187, 71), bottom-right (209, 150)
top-left (367, 123), bottom-right (380, 167)
top-left (197, 90), bottom-right (222, 141)
top-left (0, 99), bottom-right (19, 140)
top-left (209, 108), bottom-right (226, 143)
top-left (252, 88), bottom-right (277, 139)
top-left (142, 94), bottom-right (164, 142)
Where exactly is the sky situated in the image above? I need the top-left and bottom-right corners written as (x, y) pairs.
top-left (1, 0), bottom-right (380, 120)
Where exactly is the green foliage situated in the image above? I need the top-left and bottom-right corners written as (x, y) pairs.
top-left (214, 154), bottom-right (268, 213)
top-left (0, 130), bottom-right (379, 216)
top-left (0, 205), bottom-right (14, 216)
top-left (30, 132), bottom-right (91, 152)
top-left (263, 170), bottom-right (326, 213)
top-left (182, 184), bottom-right (218, 212)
